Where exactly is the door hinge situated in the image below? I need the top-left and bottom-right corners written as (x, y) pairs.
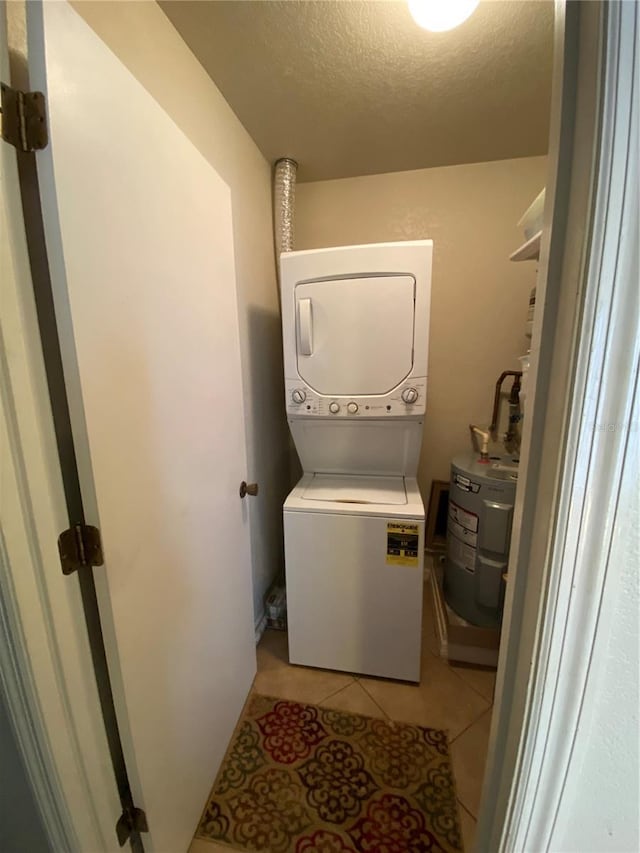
top-left (0, 82), bottom-right (48, 152)
top-left (58, 524), bottom-right (104, 576)
top-left (116, 806), bottom-right (149, 847)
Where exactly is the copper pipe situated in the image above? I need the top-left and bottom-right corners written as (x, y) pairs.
top-left (505, 374), bottom-right (522, 444)
top-left (490, 371), bottom-right (522, 435)
top-left (509, 373), bottom-right (522, 405)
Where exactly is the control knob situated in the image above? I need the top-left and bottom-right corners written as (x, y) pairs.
top-left (401, 387), bottom-right (418, 404)
top-left (347, 402), bottom-right (359, 414)
top-left (291, 388), bottom-right (306, 404)
top-left (329, 402), bottom-right (340, 414)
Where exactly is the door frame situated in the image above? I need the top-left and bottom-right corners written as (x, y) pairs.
top-left (477, 1), bottom-right (638, 849)
top-left (1, 6), bottom-right (119, 851)
top-left (3, 2), bottom-right (257, 851)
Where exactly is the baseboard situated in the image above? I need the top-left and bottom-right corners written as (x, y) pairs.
top-left (254, 609), bottom-right (267, 645)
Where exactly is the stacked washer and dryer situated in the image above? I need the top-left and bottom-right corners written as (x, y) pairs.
top-left (279, 241), bottom-right (432, 682)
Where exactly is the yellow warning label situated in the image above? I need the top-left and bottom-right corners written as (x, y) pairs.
top-left (386, 522), bottom-right (420, 566)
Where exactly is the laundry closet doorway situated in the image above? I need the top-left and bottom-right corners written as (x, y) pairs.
top-left (0, 4), bottom-right (632, 850)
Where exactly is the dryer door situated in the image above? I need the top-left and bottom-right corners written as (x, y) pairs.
top-left (295, 276), bottom-right (415, 396)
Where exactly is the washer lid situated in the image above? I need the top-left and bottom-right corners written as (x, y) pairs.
top-left (301, 474), bottom-right (407, 505)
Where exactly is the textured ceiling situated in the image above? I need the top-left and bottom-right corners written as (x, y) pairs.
top-left (160, 0), bottom-right (553, 182)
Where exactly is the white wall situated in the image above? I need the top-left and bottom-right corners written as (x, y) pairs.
top-left (553, 553), bottom-right (639, 851)
top-left (296, 157), bottom-right (546, 497)
top-left (549, 415), bottom-right (639, 851)
top-left (72, 1), bottom-right (289, 629)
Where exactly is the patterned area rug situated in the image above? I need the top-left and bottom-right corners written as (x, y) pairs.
top-left (197, 694), bottom-right (464, 852)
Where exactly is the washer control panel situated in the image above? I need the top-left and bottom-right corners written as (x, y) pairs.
top-left (285, 378), bottom-right (427, 417)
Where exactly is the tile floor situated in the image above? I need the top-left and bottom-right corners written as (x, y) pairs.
top-left (190, 579), bottom-right (495, 853)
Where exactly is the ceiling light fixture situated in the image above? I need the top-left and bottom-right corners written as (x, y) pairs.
top-left (408, 0), bottom-right (480, 32)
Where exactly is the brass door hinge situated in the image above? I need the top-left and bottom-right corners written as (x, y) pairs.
top-left (58, 524), bottom-right (104, 576)
top-left (1, 82), bottom-right (48, 152)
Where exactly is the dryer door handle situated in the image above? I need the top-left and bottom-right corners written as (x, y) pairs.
top-left (298, 298), bottom-right (313, 356)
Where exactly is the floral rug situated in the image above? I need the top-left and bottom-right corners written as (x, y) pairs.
top-left (196, 694), bottom-right (464, 852)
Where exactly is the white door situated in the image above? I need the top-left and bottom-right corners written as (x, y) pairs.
top-left (295, 276), bottom-right (416, 395)
top-left (27, 3), bottom-right (256, 851)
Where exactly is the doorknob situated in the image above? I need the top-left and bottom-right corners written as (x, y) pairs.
top-left (239, 481), bottom-right (259, 498)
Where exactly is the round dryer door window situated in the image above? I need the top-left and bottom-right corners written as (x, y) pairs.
top-left (294, 275), bottom-right (416, 396)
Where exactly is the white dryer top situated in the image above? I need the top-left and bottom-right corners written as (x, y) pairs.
top-left (302, 474), bottom-right (407, 505)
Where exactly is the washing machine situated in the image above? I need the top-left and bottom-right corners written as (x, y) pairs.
top-left (280, 241), bottom-right (432, 682)
top-left (284, 474), bottom-right (424, 681)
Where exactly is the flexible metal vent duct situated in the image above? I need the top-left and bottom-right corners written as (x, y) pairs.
top-left (274, 157), bottom-right (298, 256)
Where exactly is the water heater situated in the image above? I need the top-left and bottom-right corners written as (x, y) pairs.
top-left (444, 452), bottom-right (517, 628)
